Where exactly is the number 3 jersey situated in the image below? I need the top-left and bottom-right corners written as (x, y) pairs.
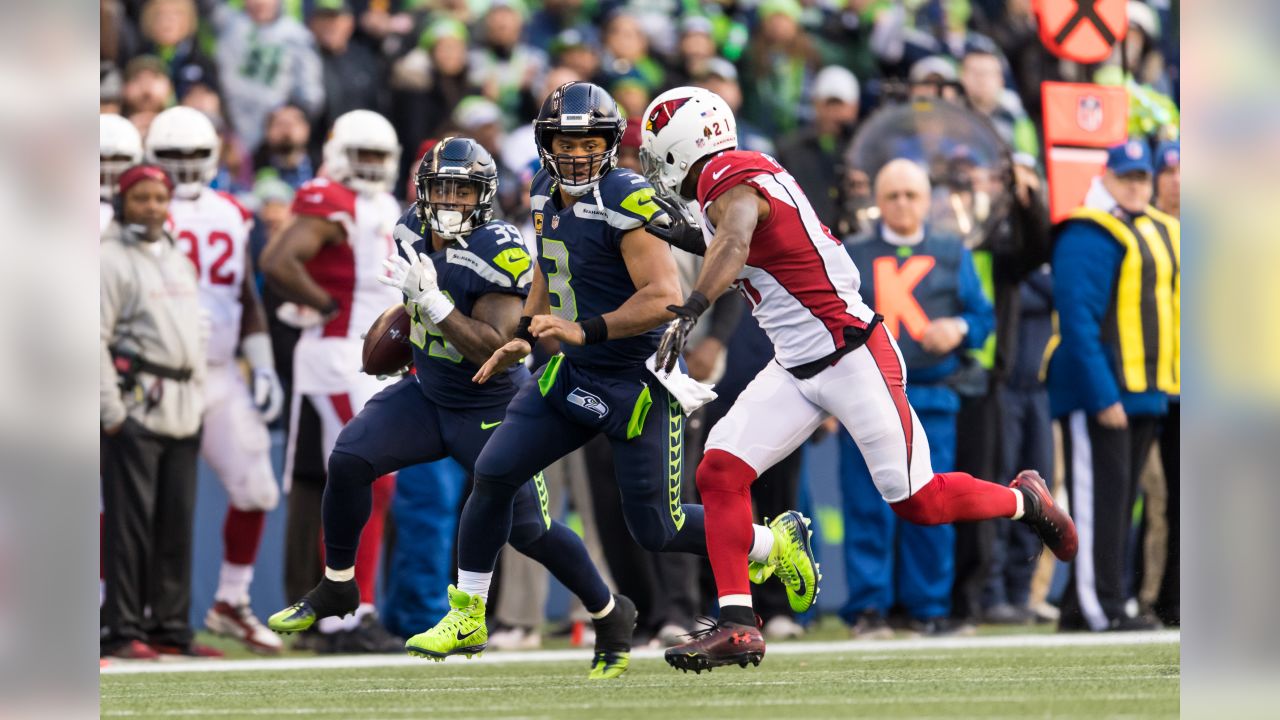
top-left (167, 189), bottom-right (254, 365)
top-left (392, 208), bottom-right (534, 409)
top-left (529, 167), bottom-right (664, 371)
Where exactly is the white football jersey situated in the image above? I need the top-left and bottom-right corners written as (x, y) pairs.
top-left (289, 177), bottom-right (401, 394)
top-left (167, 190), bottom-right (254, 365)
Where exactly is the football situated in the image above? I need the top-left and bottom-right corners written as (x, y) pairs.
top-left (361, 304), bottom-right (413, 376)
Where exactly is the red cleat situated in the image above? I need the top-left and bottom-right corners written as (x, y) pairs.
top-left (664, 618), bottom-right (765, 673)
top-left (102, 639), bottom-right (159, 661)
top-left (1011, 469), bottom-right (1078, 562)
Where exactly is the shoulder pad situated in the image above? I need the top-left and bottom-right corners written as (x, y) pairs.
top-left (392, 207), bottom-right (428, 257)
top-left (447, 221), bottom-right (534, 289)
top-left (530, 169), bottom-right (554, 213)
top-left (698, 151), bottom-right (783, 205)
top-left (597, 168), bottom-right (660, 230)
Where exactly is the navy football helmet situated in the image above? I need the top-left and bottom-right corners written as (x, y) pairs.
top-left (415, 136), bottom-right (498, 242)
top-left (534, 82), bottom-right (626, 196)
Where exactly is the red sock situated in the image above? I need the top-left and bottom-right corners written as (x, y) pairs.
top-left (354, 474), bottom-right (396, 604)
top-left (696, 450), bottom-right (758, 599)
top-left (891, 472), bottom-right (1017, 525)
top-left (223, 507), bottom-right (266, 565)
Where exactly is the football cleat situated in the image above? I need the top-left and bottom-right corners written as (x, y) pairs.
top-left (206, 600), bottom-right (283, 654)
top-left (267, 577), bottom-right (359, 634)
top-left (405, 585), bottom-right (488, 661)
top-left (767, 511), bottom-right (821, 612)
top-left (664, 617), bottom-right (765, 673)
top-left (1011, 469), bottom-right (1079, 562)
top-left (588, 594), bottom-right (636, 680)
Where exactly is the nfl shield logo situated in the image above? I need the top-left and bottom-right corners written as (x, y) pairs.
top-left (550, 215), bottom-right (559, 230)
top-left (1077, 96), bottom-right (1103, 132)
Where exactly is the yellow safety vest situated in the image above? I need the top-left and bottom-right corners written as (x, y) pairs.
top-left (1044, 206), bottom-right (1180, 395)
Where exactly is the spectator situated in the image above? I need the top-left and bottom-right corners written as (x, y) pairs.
top-left (610, 77), bottom-right (650, 123)
top-left (527, 0), bottom-right (594, 51)
top-left (908, 55), bottom-right (961, 102)
top-left (101, 0), bottom-right (142, 66)
top-left (776, 65), bottom-right (860, 229)
top-left (600, 10), bottom-right (665, 92)
top-left (122, 55), bottom-right (174, 116)
top-left (1146, 139), bottom-right (1179, 627)
top-left (667, 14), bottom-right (719, 87)
top-left (252, 103), bottom-right (315, 190)
top-left (809, 0), bottom-right (880, 88)
top-left (101, 165), bottom-right (214, 660)
top-left (469, 0), bottom-right (547, 128)
top-left (549, 28), bottom-right (604, 87)
top-left (840, 159), bottom-right (994, 638)
top-left (500, 64), bottom-right (582, 189)
top-left (451, 96), bottom-right (524, 220)
top-left (212, 0), bottom-right (325, 153)
top-left (692, 58), bottom-right (773, 154)
top-left (309, 0), bottom-right (387, 148)
top-left (389, 17), bottom-right (478, 185)
top-left (102, 62), bottom-right (126, 114)
top-left (1048, 140), bottom-right (1179, 632)
top-left (136, 0), bottom-right (219, 100)
top-left (245, 173), bottom-right (296, 271)
top-left (739, 0), bottom-right (820, 137)
top-left (959, 48), bottom-right (1038, 168)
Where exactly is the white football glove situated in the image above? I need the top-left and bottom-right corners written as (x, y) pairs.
top-left (378, 238), bottom-right (454, 324)
top-left (242, 333), bottom-right (284, 423)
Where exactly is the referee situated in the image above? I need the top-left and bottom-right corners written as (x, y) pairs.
top-left (1047, 141), bottom-right (1180, 632)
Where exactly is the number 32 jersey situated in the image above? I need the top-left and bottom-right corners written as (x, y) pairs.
top-left (529, 167), bottom-right (664, 371)
top-left (393, 209), bottom-right (533, 409)
top-left (168, 190), bottom-right (254, 365)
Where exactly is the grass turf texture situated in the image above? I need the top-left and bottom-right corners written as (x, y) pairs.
top-left (101, 641), bottom-right (1178, 718)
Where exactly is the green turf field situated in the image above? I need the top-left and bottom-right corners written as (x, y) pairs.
top-left (101, 636), bottom-right (1179, 719)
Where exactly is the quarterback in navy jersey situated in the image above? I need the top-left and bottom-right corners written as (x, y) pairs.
top-left (427, 83), bottom-right (817, 678)
top-left (267, 138), bottom-right (627, 675)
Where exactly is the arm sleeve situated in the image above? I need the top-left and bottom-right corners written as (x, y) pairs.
top-left (1052, 222), bottom-right (1126, 412)
top-left (705, 291), bottom-right (745, 344)
top-left (100, 253), bottom-right (128, 429)
top-left (957, 248), bottom-right (995, 350)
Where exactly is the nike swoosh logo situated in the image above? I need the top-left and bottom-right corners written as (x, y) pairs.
top-left (481, 420), bottom-right (502, 430)
top-left (456, 627), bottom-right (481, 641)
top-left (792, 562), bottom-right (807, 597)
top-left (711, 166), bottom-right (729, 180)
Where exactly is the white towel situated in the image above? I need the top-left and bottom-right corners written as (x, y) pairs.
top-left (645, 353), bottom-right (719, 416)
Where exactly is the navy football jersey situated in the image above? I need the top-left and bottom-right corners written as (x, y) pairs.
top-left (529, 167), bottom-right (664, 370)
top-left (392, 208), bottom-right (534, 408)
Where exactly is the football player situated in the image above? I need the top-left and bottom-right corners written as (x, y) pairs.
top-left (641, 87), bottom-right (1079, 670)
top-left (259, 109), bottom-right (405, 652)
top-left (100, 113), bottom-right (142, 233)
top-left (424, 82), bottom-right (817, 677)
top-left (267, 137), bottom-right (639, 677)
top-left (146, 106), bottom-right (285, 654)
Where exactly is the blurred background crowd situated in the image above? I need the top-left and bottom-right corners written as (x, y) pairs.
top-left (99, 0), bottom-right (1180, 657)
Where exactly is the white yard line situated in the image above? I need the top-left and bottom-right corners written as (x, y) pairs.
top-left (101, 630), bottom-right (1178, 676)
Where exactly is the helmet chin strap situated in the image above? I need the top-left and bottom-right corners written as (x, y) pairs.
top-left (430, 209), bottom-right (473, 248)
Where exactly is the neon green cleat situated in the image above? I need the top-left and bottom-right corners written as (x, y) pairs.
top-left (767, 511), bottom-right (821, 612)
top-left (747, 560), bottom-right (774, 585)
top-left (405, 585), bottom-right (488, 661)
top-left (587, 594), bottom-right (636, 679)
top-left (267, 577), bottom-right (359, 634)
top-left (588, 651), bottom-right (631, 679)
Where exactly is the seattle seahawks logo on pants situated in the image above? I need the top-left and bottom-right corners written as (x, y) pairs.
top-left (567, 387), bottom-right (609, 417)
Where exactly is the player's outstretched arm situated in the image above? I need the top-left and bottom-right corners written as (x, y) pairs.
top-left (437, 292), bottom-right (524, 366)
top-left (692, 184), bottom-right (769, 304)
top-left (606, 227), bottom-right (685, 337)
top-left (522, 263), bottom-right (551, 317)
top-left (260, 215), bottom-right (344, 313)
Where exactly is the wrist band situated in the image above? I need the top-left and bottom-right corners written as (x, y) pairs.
top-left (684, 291), bottom-right (711, 318)
top-left (320, 297), bottom-right (340, 317)
top-left (514, 315), bottom-right (534, 345)
top-left (580, 316), bottom-right (609, 345)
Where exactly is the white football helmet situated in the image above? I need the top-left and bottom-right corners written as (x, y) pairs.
top-left (145, 106), bottom-right (220, 198)
top-left (100, 113), bottom-right (143, 201)
top-left (323, 110), bottom-right (401, 197)
top-left (640, 87), bottom-right (738, 200)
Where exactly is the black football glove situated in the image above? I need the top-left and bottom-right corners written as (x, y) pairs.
top-left (645, 194), bottom-right (706, 256)
top-left (656, 292), bottom-right (711, 373)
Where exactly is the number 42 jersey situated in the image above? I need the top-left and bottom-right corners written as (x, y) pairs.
top-left (393, 209), bottom-right (534, 409)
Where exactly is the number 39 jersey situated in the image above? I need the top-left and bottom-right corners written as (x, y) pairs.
top-left (393, 208), bottom-right (533, 409)
top-left (529, 167), bottom-right (664, 371)
top-left (168, 190), bottom-right (254, 365)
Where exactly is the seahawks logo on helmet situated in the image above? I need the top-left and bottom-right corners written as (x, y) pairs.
top-left (415, 137), bottom-right (498, 244)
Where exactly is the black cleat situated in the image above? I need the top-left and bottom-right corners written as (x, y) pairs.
top-left (665, 617), bottom-right (765, 673)
top-left (588, 594), bottom-right (636, 679)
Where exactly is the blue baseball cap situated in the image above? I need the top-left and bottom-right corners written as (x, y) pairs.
top-left (1154, 140), bottom-right (1180, 174)
top-left (1106, 140), bottom-right (1154, 175)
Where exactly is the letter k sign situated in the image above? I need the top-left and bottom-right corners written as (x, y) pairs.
top-left (873, 255), bottom-right (936, 341)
